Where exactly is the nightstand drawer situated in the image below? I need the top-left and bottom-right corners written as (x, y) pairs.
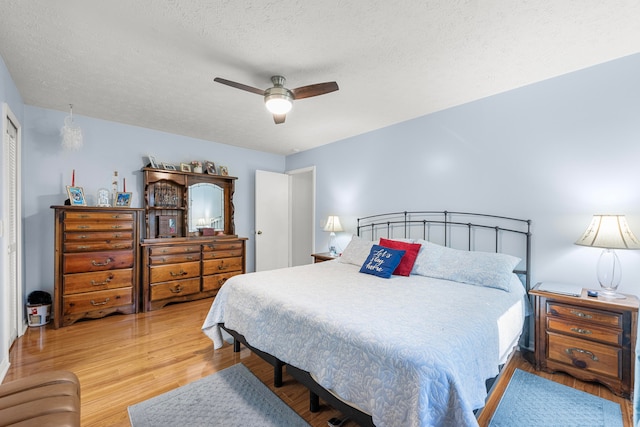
top-left (547, 302), bottom-right (622, 328)
top-left (547, 318), bottom-right (622, 346)
top-left (547, 332), bottom-right (621, 379)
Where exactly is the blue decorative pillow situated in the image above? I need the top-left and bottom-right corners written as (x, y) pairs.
top-left (359, 245), bottom-right (406, 279)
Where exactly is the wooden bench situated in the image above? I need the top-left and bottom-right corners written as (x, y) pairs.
top-left (0, 370), bottom-right (80, 427)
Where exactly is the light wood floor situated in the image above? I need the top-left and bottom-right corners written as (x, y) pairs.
top-left (4, 297), bottom-right (634, 426)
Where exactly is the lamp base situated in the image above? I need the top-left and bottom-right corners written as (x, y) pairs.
top-left (599, 290), bottom-right (626, 299)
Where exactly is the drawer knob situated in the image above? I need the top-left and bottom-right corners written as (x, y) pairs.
top-left (565, 347), bottom-right (599, 361)
top-left (90, 275), bottom-right (114, 286)
top-left (170, 269), bottom-right (187, 277)
top-left (570, 310), bottom-right (592, 319)
top-left (90, 298), bottom-right (110, 306)
top-left (76, 245), bottom-right (89, 250)
top-left (218, 261), bottom-right (228, 270)
top-left (78, 225), bottom-right (90, 229)
top-left (170, 285), bottom-right (183, 293)
top-left (111, 225), bottom-right (123, 229)
top-left (91, 258), bottom-right (113, 267)
top-left (218, 278), bottom-right (227, 285)
top-left (570, 327), bottom-right (592, 335)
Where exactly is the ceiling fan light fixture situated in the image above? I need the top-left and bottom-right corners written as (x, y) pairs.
top-left (264, 87), bottom-right (293, 114)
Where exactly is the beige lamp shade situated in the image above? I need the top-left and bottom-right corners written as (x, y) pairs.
top-left (575, 215), bottom-right (640, 249)
top-left (323, 216), bottom-right (344, 233)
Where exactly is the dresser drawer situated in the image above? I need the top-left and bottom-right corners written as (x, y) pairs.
top-left (202, 272), bottom-right (241, 292)
top-left (63, 250), bottom-right (134, 273)
top-left (149, 245), bottom-right (200, 256)
top-left (203, 241), bottom-right (244, 258)
top-left (64, 220), bottom-right (134, 232)
top-left (202, 257), bottom-right (243, 275)
top-left (150, 278), bottom-right (200, 300)
top-left (64, 269), bottom-right (134, 294)
top-left (547, 332), bottom-right (621, 379)
top-left (202, 248), bottom-right (243, 259)
top-left (64, 231), bottom-right (133, 241)
top-left (63, 287), bottom-right (133, 315)
top-left (150, 261), bottom-right (200, 283)
top-left (547, 318), bottom-right (621, 346)
top-left (149, 252), bottom-right (201, 265)
top-left (547, 302), bottom-right (622, 328)
top-left (64, 211), bottom-right (135, 221)
top-left (64, 240), bottom-right (133, 252)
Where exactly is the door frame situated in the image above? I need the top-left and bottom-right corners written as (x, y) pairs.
top-left (286, 166), bottom-right (316, 266)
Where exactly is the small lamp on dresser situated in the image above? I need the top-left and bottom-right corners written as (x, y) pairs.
top-left (575, 214), bottom-right (640, 298)
top-left (323, 215), bottom-right (343, 256)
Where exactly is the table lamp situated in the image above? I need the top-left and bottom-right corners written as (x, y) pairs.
top-left (323, 216), bottom-right (343, 256)
top-left (575, 214), bottom-right (640, 298)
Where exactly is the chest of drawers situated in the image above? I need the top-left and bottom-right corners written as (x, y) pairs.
top-left (52, 206), bottom-right (142, 328)
top-left (530, 285), bottom-right (639, 397)
top-left (141, 236), bottom-right (246, 311)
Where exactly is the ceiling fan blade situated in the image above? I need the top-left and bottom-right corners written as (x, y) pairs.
top-left (214, 77), bottom-right (265, 95)
top-left (273, 114), bottom-right (286, 124)
top-left (291, 82), bottom-right (339, 99)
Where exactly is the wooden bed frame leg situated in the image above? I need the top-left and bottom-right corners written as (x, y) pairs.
top-left (233, 338), bottom-right (240, 352)
top-left (309, 390), bottom-right (320, 412)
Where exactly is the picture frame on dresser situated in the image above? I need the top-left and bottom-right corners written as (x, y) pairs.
top-left (205, 161), bottom-right (216, 175)
top-left (65, 186), bottom-right (86, 206)
top-left (115, 192), bottom-right (132, 207)
top-left (148, 155), bottom-right (159, 169)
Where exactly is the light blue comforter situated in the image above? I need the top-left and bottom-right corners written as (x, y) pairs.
top-left (202, 261), bottom-right (525, 427)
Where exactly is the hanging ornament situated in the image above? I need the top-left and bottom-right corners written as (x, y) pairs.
top-left (61, 104), bottom-right (83, 151)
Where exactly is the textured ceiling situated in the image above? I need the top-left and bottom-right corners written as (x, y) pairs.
top-left (1, 1), bottom-right (639, 155)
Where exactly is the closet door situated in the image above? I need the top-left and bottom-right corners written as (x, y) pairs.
top-left (2, 104), bottom-right (22, 353)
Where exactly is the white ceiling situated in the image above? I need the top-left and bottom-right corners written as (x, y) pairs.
top-left (1, 1), bottom-right (639, 155)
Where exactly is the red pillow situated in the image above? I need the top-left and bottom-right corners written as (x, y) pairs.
top-left (379, 238), bottom-right (422, 276)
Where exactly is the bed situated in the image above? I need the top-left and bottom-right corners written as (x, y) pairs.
top-left (202, 211), bottom-right (532, 427)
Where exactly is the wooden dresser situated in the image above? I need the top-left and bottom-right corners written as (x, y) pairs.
top-left (530, 284), bottom-right (639, 397)
top-left (141, 236), bottom-right (246, 311)
top-left (52, 206), bottom-right (142, 328)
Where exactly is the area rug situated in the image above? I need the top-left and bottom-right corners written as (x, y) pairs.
top-left (128, 363), bottom-right (310, 427)
top-left (489, 368), bottom-right (622, 427)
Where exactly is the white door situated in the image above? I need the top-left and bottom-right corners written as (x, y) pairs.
top-left (255, 170), bottom-right (290, 271)
top-left (2, 104), bottom-right (22, 353)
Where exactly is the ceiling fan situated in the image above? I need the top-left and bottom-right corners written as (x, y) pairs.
top-left (214, 75), bottom-right (339, 124)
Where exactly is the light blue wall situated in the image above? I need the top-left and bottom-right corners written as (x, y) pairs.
top-left (21, 107), bottom-right (284, 296)
top-left (287, 53), bottom-right (640, 297)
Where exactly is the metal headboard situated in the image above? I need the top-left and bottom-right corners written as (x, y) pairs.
top-left (357, 210), bottom-right (532, 291)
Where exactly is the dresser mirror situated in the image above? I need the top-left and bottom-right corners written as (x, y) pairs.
top-left (188, 182), bottom-right (224, 233)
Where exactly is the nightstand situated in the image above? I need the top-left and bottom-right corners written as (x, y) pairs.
top-left (311, 252), bottom-right (338, 263)
top-left (530, 283), bottom-right (639, 398)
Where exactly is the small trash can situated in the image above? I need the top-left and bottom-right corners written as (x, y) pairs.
top-left (27, 291), bottom-right (52, 327)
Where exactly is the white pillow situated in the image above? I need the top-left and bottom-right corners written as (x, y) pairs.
top-left (338, 235), bottom-right (378, 266)
top-left (412, 240), bottom-right (521, 292)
